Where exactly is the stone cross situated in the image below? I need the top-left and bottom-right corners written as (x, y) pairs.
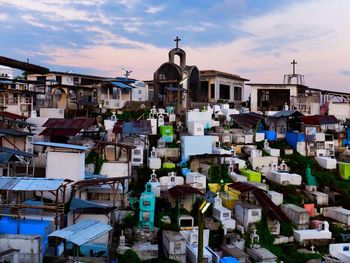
top-left (174, 36), bottom-right (181, 48)
top-left (291, 59), bottom-right (297, 75)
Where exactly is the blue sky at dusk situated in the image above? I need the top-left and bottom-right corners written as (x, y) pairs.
top-left (0, 0), bottom-right (349, 92)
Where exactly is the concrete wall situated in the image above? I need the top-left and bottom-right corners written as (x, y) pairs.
top-left (328, 103), bottom-right (350, 121)
top-left (0, 234), bottom-right (42, 263)
top-left (39, 108), bottom-right (64, 118)
top-left (100, 162), bottom-right (129, 178)
top-left (46, 151), bottom-right (85, 181)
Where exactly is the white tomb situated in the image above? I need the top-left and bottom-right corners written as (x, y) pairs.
top-left (185, 172), bottom-right (206, 192)
top-left (293, 221), bottom-right (332, 243)
top-left (249, 156), bottom-right (279, 171)
top-left (315, 156), bottom-right (337, 169)
top-left (188, 121), bottom-right (204, 136)
top-left (228, 160), bottom-right (248, 182)
top-left (255, 132), bottom-right (265, 142)
top-left (212, 194), bottom-right (236, 234)
top-left (323, 207), bottom-right (350, 225)
top-left (234, 202), bottom-right (262, 229)
top-left (148, 147), bottom-right (161, 169)
top-left (183, 230), bottom-right (212, 263)
top-left (267, 191), bottom-right (283, 206)
top-left (329, 243), bottom-right (350, 262)
top-left (149, 169), bottom-right (160, 197)
top-left (131, 145), bottom-right (144, 166)
top-left (159, 172), bottom-right (184, 191)
top-left (158, 113), bottom-right (165, 127)
top-left (265, 161), bottom-right (302, 186)
top-left (263, 140), bottom-right (280, 157)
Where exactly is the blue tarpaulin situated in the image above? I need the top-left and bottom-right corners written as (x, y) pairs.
top-left (221, 256), bottom-right (240, 263)
top-left (262, 130), bottom-right (276, 141)
top-left (286, 131), bottom-right (305, 149)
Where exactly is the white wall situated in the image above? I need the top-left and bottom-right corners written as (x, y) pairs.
top-left (100, 162), bottom-right (129, 178)
top-left (329, 103), bottom-right (350, 121)
top-left (46, 151), bottom-right (85, 181)
top-left (39, 108), bottom-right (64, 118)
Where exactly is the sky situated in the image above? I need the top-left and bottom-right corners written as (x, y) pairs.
top-left (0, 0), bottom-right (349, 92)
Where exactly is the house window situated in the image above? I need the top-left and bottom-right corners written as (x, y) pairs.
top-left (138, 90), bottom-right (142, 94)
top-left (219, 84), bottom-right (230, 100)
top-left (210, 84), bottom-right (215, 99)
top-left (73, 77), bottom-right (79, 85)
top-left (56, 76), bottom-right (62, 84)
top-left (134, 149), bottom-right (141, 155)
top-left (234, 86), bottom-right (242, 101)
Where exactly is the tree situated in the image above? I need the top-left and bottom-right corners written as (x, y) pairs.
top-left (119, 249), bottom-right (141, 263)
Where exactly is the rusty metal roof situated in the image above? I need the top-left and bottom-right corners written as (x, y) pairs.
top-left (0, 111), bottom-right (28, 120)
top-left (40, 128), bottom-right (81, 136)
top-left (298, 115), bottom-right (339, 125)
top-left (168, 184), bottom-right (204, 199)
top-left (72, 176), bottom-right (131, 189)
top-left (42, 118), bottom-right (95, 129)
top-left (230, 113), bottom-right (264, 130)
top-left (228, 182), bottom-right (288, 222)
top-left (0, 177), bottom-right (64, 191)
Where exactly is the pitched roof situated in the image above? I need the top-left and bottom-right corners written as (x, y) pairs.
top-left (0, 177), bottom-right (64, 191)
top-left (272, 110), bottom-right (303, 118)
top-left (42, 118), bottom-right (95, 129)
top-left (0, 128), bottom-right (33, 136)
top-left (32, 142), bottom-right (90, 151)
top-left (168, 184), bottom-right (204, 199)
top-left (0, 56), bottom-right (49, 74)
top-left (48, 220), bottom-right (112, 246)
top-left (0, 111), bottom-right (28, 120)
top-left (228, 182), bottom-right (288, 222)
top-left (230, 113), bottom-right (264, 130)
top-left (298, 115), bottom-right (339, 125)
top-left (40, 118), bottom-right (95, 136)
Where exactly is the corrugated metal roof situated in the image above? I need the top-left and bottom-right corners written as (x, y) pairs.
top-left (42, 118), bottom-right (95, 129)
top-left (0, 177), bottom-right (64, 191)
top-left (168, 184), bottom-right (204, 199)
top-left (0, 147), bottom-right (34, 158)
top-left (0, 152), bottom-right (19, 164)
top-left (32, 142), bottom-right (90, 151)
top-left (0, 128), bottom-right (33, 136)
top-left (299, 115), bottom-right (339, 125)
top-left (110, 81), bottom-right (132, 90)
top-left (230, 113), bottom-right (264, 130)
top-left (48, 220), bottom-right (112, 246)
top-left (40, 128), bottom-right (81, 136)
top-left (272, 110), bottom-right (303, 118)
top-left (122, 120), bottom-right (152, 135)
top-left (0, 111), bottom-right (28, 120)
